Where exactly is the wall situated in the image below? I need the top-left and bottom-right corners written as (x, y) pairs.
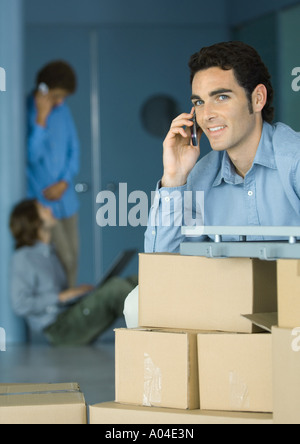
top-left (0, 0), bottom-right (229, 343)
top-left (279, 3), bottom-right (300, 130)
top-left (24, 0), bottom-right (228, 27)
top-left (228, 0), bottom-right (300, 25)
top-left (230, 0), bottom-right (300, 128)
top-left (24, 0), bottom-right (231, 285)
top-left (0, 0), bottom-right (27, 343)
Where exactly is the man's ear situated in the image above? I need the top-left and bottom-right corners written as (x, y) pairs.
top-left (252, 84), bottom-right (267, 113)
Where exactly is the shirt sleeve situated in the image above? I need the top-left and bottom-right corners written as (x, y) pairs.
top-left (59, 109), bottom-right (80, 184)
top-left (293, 159), bottom-right (300, 202)
top-left (144, 174), bottom-right (207, 253)
top-left (144, 181), bottom-right (188, 253)
top-left (27, 122), bottom-right (49, 165)
top-left (11, 252), bottom-right (59, 318)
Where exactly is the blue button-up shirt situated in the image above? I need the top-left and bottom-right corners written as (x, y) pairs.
top-left (11, 242), bottom-right (67, 333)
top-left (145, 122), bottom-right (300, 253)
top-left (27, 95), bottom-right (80, 219)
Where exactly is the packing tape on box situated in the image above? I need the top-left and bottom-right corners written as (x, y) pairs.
top-left (0, 389), bottom-right (79, 397)
top-left (229, 371), bottom-right (250, 411)
top-left (143, 353), bottom-right (162, 407)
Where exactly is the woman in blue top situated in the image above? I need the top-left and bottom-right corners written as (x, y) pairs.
top-left (27, 60), bottom-right (80, 286)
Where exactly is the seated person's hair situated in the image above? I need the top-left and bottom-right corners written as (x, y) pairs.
top-left (10, 200), bottom-right (42, 249)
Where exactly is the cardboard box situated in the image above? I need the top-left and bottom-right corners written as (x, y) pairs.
top-left (243, 313), bottom-right (300, 423)
top-left (277, 260), bottom-right (300, 328)
top-left (139, 254), bottom-right (277, 333)
top-left (115, 328), bottom-right (199, 410)
top-left (273, 327), bottom-right (300, 424)
top-left (89, 402), bottom-right (273, 425)
top-left (197, 333), bottom-right (273, 413)
top-left (0, 383), bottom-right (87, 424)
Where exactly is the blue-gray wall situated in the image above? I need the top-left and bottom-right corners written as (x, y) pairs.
top-left (228, 0), bottom-right (300, 25)
top-left (0, 0), bottom-right (27, 343)
top-left (1, 0), bottom-right (230, 343)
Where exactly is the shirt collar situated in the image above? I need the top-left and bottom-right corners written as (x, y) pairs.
top-left (33, 241), bottom-right (55, 257)
top-left (213, 121), bottom-right (277, 187)
top-left (252, 122), bottom-right (277, 170)
top-left (213, 152), bottom-right (244, 186)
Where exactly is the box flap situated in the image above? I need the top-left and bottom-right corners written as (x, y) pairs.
top-left (0, 383), bottom-right (85, 408)
top-left (89, 402), bottom-right (274, 425)
top-left (242, 313), bottom-right (278, 333)
top-left (0, 382), bottom-right (80, 395)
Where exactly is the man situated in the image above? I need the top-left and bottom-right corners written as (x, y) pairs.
top-left (10, 200), bottom-right (137, 346)
top-left (124, 41), bottom-right (300, 328)
top-left (145, 41), bottom-right (300, 253)
top-left (27, 60), bottom-right (80, 286)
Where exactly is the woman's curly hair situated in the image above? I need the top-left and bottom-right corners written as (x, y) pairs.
top-left (36, 60), bottom-right (77, 94)
top-left (188, 41), bottom-right (274, 124)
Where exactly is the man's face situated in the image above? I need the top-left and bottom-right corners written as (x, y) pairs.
top-left (49, 88), bottom-right (69, 107)
top-left (36, 202), bottom-right (57, 229)
top-left (191, 67), bottom-right (259, 153)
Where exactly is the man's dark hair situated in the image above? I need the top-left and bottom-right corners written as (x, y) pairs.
top-left (189, 41), bottom-right (274, 124)
top-left (36, 60), bottom-right (77, 94)
top-left (10, 200), bottom-right (42, 249)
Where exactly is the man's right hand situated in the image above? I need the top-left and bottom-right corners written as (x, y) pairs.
top-left (161, 108), bottom-right (202, 188)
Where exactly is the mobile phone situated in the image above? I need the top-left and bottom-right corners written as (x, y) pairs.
top-left (191, 113), bottom-right (200, 147)
top-left (38, 82), bottom-right (49, 95)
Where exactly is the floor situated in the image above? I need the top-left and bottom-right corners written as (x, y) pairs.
top-left (0, 327), bottom-right (120, 407)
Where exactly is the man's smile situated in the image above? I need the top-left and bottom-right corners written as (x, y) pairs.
top-left (207, 125), bottom-right (227, 135)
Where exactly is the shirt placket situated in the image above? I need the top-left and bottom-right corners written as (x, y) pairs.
top-left (243, 169), bottom-right (262, 237)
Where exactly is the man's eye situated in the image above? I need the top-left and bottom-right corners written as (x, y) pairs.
top-left (218, 95), bottom-right (229, 101)
top-left (194, 100), bottom-right (204, 107)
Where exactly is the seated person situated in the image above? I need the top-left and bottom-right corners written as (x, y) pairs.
top-left (124, 41), bottom-right (300, 328)
top-left (10, 199), bottom-right (137, 346)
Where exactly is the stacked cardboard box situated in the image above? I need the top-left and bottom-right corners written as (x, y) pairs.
top-left (273, 260), bottom-right (300, 424)
top-left (115, 328), bottom-right (199, 410)
top-left (138, 254), bottom-right (277, 333)
top-left (90, 253), bottom-right (278, 424)
top-left (0, 383), bottom-right (87, 424)
top-left (89, 402), bottom-right (273, 425)
top-left (2, 256), bottom-right (297, 424)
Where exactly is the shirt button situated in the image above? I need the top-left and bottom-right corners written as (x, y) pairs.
top-left (165, 197), bottom-right (170, 203)
top-left (248, 191), bottom-right (253, 197)
top-left (152, 230), bottom-right (156, 236)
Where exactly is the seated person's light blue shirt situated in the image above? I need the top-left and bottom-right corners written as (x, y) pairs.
top-left (11, 242), bottom-right (67, 333)
top-left (27, 95), bottom-right (80, 219)
top-left (145, 122), bottom-right (300, 253)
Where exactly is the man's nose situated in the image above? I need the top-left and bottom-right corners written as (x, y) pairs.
top-left (203, 103), bottom-right (218, 121)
